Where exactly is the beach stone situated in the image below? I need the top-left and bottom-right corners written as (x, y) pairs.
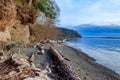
top-left (0, 56), bottom-right (4, 60)
top-left (29, 53), bottom-right (35, 62)
top-left (41, 50), bottom-right (45, 55)
top-left (0, 51), bottom-right (4, 56)
top-left (23, 77), bottom-right (41, 80)
top-left (8, 70), bottom-right (17, 76)
top-left (23, 77), bottom-right (34, 80)
top-left (0, 55), bottom-right (9, 63)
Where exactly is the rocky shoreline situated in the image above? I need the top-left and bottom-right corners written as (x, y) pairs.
top-left (0, 42), bottom-right (120, 80)
top-left (51, 43), bottom-right (120, 80)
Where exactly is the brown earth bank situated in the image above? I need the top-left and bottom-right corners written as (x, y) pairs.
top-left (51, 43), bottom-right (120, 80)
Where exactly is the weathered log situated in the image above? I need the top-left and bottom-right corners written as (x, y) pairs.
top-left (49, 46), bottom-right (81, 80)
top-left (10, 54), bottom-right (30, 68)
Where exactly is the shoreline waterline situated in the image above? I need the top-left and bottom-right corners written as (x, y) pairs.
top-left (67, 45), bottom-right (120, 75)
top-left (66, 38), bottom-right (120, 75)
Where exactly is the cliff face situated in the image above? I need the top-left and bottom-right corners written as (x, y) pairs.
top-left (10, 23), bottom-right (30, 44)
top-left (0, 0), bottom-right (16, 31)
top-left (0, 0), bottom-right (59, 44)
top-left (0, 0), bottom-right (16, 44)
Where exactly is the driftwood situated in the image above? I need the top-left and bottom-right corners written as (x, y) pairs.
top-left (49, 46), bottom-right (81, 80)
top-left (34, 42), bottom-right (45, 55)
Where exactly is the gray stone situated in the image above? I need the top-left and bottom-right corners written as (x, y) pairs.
top-left (0, 51), bottom-right (4, 56)
top-left (23, 77), bottom-right (40, 80)
top-left (8, 71), bottom-right (17, 76)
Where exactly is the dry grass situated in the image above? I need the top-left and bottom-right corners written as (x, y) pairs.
top-left (30, 21), bottom-right (59, 42)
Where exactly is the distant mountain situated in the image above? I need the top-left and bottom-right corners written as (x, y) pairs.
top-left (70, 24), bottom-right (120, 37)
top-left (75, 24), bottom-right (120, 28)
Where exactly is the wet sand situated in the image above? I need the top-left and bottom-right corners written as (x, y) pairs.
top-left (52, 43), bottom-right (120, 80)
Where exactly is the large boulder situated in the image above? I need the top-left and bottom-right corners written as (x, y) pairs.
top-left (10, 23), bottom-right (30, 44)
top-left (0, 23), bottom-right (30, 44)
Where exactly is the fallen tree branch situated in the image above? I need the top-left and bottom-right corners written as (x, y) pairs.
top-left (49, 46), bottom-right (81, 80)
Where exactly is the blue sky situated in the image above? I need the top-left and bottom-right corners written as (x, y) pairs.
top-left (55, 0), bottom-right (120, 26)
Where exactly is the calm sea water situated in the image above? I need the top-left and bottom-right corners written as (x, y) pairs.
top-left (66, 38), bottom-right (120, 74)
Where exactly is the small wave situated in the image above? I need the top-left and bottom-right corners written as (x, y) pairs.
top-left (66, 41), bottom-right (120, 74)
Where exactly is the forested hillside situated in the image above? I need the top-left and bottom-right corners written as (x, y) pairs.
top-left (58, 27), bottom-right (82, 38)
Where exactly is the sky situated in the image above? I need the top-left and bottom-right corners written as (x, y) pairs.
top-left (55, 0), bottom-right (120, 26)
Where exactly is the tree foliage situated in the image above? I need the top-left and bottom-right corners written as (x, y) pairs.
top-left (15, 0), bottom-right (59, 24)
top-left (35, 0), bottom-right (59, 19)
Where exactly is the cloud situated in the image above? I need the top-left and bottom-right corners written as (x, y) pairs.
top-left (55, 0), bottom-right (120, 26)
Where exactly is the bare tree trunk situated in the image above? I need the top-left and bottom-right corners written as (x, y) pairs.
top-left (28, 0), bottom-right (33, 6)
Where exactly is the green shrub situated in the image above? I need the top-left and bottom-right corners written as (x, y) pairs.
top-left (35, 0), bottom-right (59, 19)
